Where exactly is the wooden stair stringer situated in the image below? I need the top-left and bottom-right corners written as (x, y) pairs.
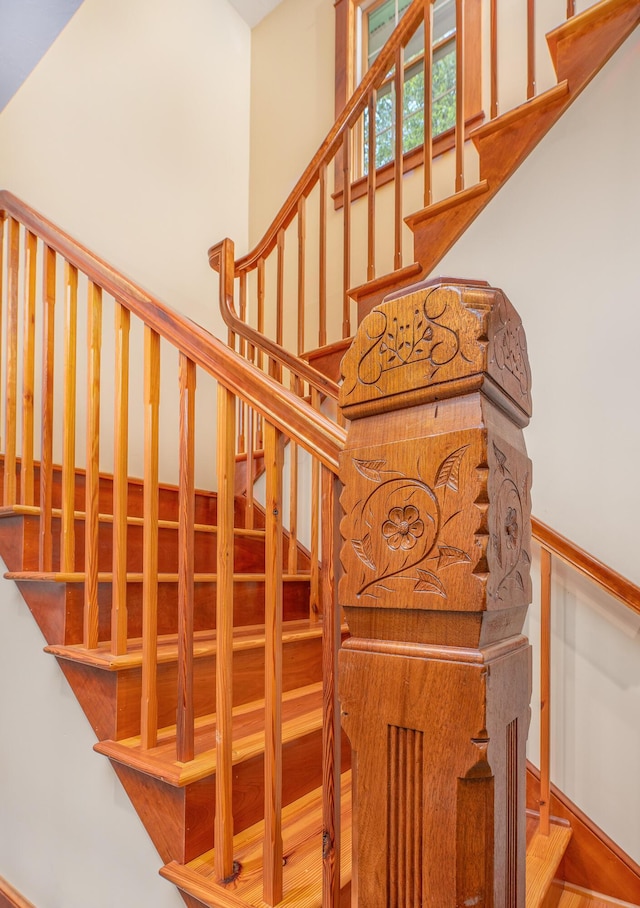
top-left (527, 764), bottom-right (640, 905)
top-left (547, 0), bottom-right (640, 91)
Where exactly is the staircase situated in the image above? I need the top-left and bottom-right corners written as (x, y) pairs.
top-left (1, 0), bottom-right (640, 906)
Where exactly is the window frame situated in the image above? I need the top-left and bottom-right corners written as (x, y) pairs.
top-left (333, 0), bottom-right (484, 209)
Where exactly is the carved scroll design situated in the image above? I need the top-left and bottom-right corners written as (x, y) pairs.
top-left (493, 295), bottom-right (530, 397)
top-left (354, 289), bottom-right (468, 391)
top-left (491, 442), bottom-right (531, 601)
top-left (350, 445), bottom-right (471, 600)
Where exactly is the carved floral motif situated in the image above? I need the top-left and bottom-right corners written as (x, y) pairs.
top-left (349, 445), bottom-right (472, 600)
top-left (490, 441), bottom-right (531, 601)
top-left (493, 295), bottom-right (530, 397)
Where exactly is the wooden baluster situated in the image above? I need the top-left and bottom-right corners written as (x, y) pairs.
top-left (257, 258), bottom-right (265, 374)
top-left (455, 0), bottom-right (466, 191)
top-left (367, 91), bottom-right (377, 280)
top-left (342, 132), bottom-right (351, 339)
top-left (310, 389), bottom-right (321, 621)
top-left (264, 419), bottom-right (284, 906)
top-left (274, 229), bottom-right (284, 382)
top-left (319, 163), bottom-right (328, 348)
top-left (527, 0), bottom-right (535, 99)
top-left (238, 272), bottom-right (248, 456)
top-left (539, 546), bottom-right (552, 836)
top-left (177, 353), bottom-right (196, 763)
top-left (112, 302), bottom-right (130, 654)
top-left (4, 218), bottom-right (19, 506)
top-left (141, 326), bottom-right (160, 748)
top-left (215, 382), bottom-right (236, 880)
top-left (322, 465), bottom-right (342, 908)
top-left (566, 0), bottom-right (575, 17)
top-left (288, 378), bottom-right (299, 576)
top-left (423, 4), bottom-right (433, 207)
top-left (84, 281), bottom-right (102, 649)
top-left (394, 45), bottom-right (404, 269)
top-left (0, 216), bottom-right (4, 458)
top-left (490, 0), bottom-right (498, 119)
top-left (61, 263), bottom-right (78, 573)
top-left (21, 230), bottom-right (37, 506)
top-left (39, 244), bottom-right (56, 570)
top-left (256, 259), bottom-right (265, 449)
top-left (297, 197), bottom-right (306, 355)
top-left (245, 405), bottom-right (255, 530)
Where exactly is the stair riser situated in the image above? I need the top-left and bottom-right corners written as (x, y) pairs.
top-left (0, 460), bottom-right (218, 524)
top-left (16, 578), bottom-right (311, 646)
top-left (109, 727), bottom-right (352, 864)
top-left (56, 635), bottom-right (326, 740)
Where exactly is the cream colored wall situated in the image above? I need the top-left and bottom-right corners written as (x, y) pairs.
top-left (0, 0), bottom-right (251, 905)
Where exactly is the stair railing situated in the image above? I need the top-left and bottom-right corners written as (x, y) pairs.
top-left (531, 517), bottom-right (640, 836)
top-left (212, 0), bottom-right (584, 381)
top-left (0, 191), bottom-right (348, 906)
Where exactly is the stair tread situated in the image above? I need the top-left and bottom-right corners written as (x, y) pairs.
top-left (5, 570), bottom-right (310, 583)
top-left (161, 771), bottom-right (352, 908)
top-left (95, 682), bottom-right (324, 786)
top-left (404, 179), bottom-right (490, 230)
top-left (0, 503), bottom-right (264, 538)
top-left (45, 618), bottom-right (329, 670)
top-left (470, 81), bottom-right (570, 142)
top-left (526, 817), bottom-right (573, 908)
top-left (554, 881), bottom-right (640, 907)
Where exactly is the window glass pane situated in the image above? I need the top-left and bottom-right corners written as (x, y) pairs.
top-left (367, 0), bottom-right (398, 65)
top-left (433, 0), bottom-right (456, 43)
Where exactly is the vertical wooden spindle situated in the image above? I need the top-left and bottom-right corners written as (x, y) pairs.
top-left (39, 244), bottom-right (56, 570)
top-left (539, 546), bottom-right (552, 836)
top-left (112, 302), bottom-right (130, 654)
top-left (177, 353), bottom-right (196, 763)
top-left (394, 45), bottom-right (404, 269)
top-left (84, 281), bottom-right (102, 649)
top-left (288, 380), bottom-right (299, 576)
top-left (141, 326), bottom-right (160, 748)
top-left (527, 0), bottom-right (535, 100)
top-left (342, 132), bottom-right (351, 339)
top-left (319, 163), bottom-right (328, 348)
top-left (245, 405), bottom-right (255, 530)
top-left (322, 465), bottom-right (342, 908)
top-left (274, 229), bottom-right (284, 381)
top-left (310, 389), bottom-right (321, 621)
top-left (4, 218), bottom-right (19, 506)
top-left (566, 0), bottom-right (575, 17)
top-left (0, 215), bottom-right (5, 451)
top-left (215, 382), bottom-right (236, 881)
top-left (61, 262), bottom-right (78, 573)
top-left (455, 0), bottom-right (466, 192)
top-left (264, 419), bottom-right (284, 906)
top-left (297, 196), bottom-right (306, 356)
top-left (490, 0), bottom-right (498, 119)
top-left (257, 258), bottom-right (265, 374)
top-left (367, 90), bottom-right (377, 280)
top-left (20, 231), bottom-right (37, 506)
top-left (423, 3), bottom-right (433, 207)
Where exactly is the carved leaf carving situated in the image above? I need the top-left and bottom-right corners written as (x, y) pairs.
top-left (353, 458), bottom-right (386, 482)
top-left (437, 545), bottom-right (471, 569)
top-left (434, 445), bottom-right (469, 492)
top-left (352, 535), bottom-right (376, 570)
top-left (515, 571), bottom-right (525, 591)
top-left (520, 550), bottom-right (531, 566)
top-left (414, 569), bottom-right (447, 598)
top-left (493, 443), bottom-right (507, 475)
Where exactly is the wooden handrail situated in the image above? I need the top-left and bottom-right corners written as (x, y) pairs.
top-left (0, 191), bottom-right (345, 473)
top-left (227, 0), bottom-right (428, 276)
top-left (532, 516), bottom-right (640, 616)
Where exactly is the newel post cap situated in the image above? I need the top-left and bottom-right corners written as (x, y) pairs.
top-left (339, 278), bottom-right (532, 425)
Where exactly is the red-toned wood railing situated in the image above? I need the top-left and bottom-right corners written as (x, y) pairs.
top-left (0, 191), bottom-right (348, 906)
top-left (531, 517), bottom-right (640, 836)
top-left (212, 0), bottom-right (589, 385)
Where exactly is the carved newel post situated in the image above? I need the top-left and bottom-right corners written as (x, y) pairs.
top-left (338, 280), bottom-right (532, 907)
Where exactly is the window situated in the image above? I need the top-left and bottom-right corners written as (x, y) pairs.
top-left (334, 0), bottom-right (482, 201)
top-left (359, 0), bottom-right (457, 174)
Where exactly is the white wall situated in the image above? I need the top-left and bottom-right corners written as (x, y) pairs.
top-left (0, 0), bottom-right (251, 905)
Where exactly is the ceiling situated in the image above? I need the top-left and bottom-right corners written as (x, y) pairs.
top-left (227, 0), bottom-right (284, 28)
